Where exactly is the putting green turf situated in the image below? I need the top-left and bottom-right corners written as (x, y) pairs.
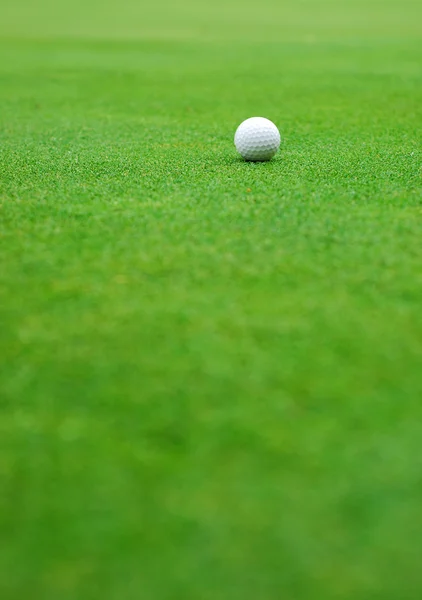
top-left (1, 1), bottom-right (422, 598)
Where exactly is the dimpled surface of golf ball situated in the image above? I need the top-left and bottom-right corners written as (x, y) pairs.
top-left (234, 117), bottom-right (281, 162)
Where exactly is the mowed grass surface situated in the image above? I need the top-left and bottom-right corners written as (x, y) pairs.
top-left (1, 1), bottom-right (422, 598)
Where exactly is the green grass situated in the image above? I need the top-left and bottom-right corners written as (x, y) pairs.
top-left (1, 1), bottom-right (422, 598)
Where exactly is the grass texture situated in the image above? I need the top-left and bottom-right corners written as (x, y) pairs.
top-left (1, 1), bottom-right (422, 598)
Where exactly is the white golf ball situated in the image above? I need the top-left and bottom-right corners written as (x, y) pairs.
top-left (234, 117), bottom-right (281, 162)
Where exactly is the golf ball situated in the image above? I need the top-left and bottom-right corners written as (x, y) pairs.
top-left (234, 117), bottom-right (281, 162)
